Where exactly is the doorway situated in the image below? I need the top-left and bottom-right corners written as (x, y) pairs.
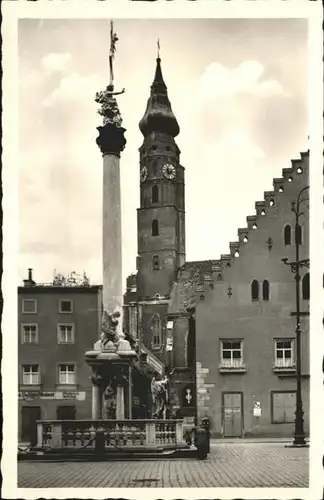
top-left (56, 405), bottom-right (76, 420)
top-left (222, 392), bottom-right (243, 437)
top-left (21, 406), bottom-right (41, 446)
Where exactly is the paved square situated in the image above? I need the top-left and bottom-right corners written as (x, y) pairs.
top-left (18, 442), bottom-right (309, 488)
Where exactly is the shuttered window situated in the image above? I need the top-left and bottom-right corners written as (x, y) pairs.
top-left (272, 392), bottom-right (296, 423)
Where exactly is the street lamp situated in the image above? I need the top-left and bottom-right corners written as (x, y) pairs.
top-left (281, 185), bottom-right (309, 446)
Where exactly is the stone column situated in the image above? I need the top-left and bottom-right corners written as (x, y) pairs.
top-left (116, 385), bottom-right (125, 420)
top-left (92, 384), bottom-right (102, 420)
top-left (128, 364), bottom-right (133, 419)
top-left (102, 151), bottom-right (123, 334)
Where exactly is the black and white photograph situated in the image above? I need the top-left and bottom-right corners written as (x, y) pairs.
top-left (2, 1), bottom-right (323, 498)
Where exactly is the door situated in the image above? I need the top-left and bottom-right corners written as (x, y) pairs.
top-left (21, 406), bottom-right (41, 446)
top-left (56, 405), bottom-right (76, 420)
top-left (223, 393), bottom-right (243, 437)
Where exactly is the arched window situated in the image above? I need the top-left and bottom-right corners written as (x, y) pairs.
top-left (187, 326), bottom-right (195, 368)
top-left (295, 224), bottom-right (302, 245)
top-left (262, 280), bottom-right (270, 301)
top-left (152, 255), bottom-right (160, 270)
top-left (302, 273), bottom-right (310, 300)
top-left (251, 280), bottom-right (259, 301)
top-left (152, 219), bottom-right (159, 236)
top-left (151, 314), bottom-right (162, 348)
top-left (152, 185), bottom-right (159, 203)
top-left (284, 225), bottom-right (291, 245)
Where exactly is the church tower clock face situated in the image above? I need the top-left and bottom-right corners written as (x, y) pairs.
top-left (140, 166), bottom-right (148, 183)
top-left (162, 163), bottom-right (176, 180)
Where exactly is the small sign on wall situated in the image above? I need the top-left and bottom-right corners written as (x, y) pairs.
top-left (253, 401), bottom-right (262, 418)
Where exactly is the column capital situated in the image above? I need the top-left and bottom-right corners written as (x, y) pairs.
top-left (96, 123), bottom-right (127, 156)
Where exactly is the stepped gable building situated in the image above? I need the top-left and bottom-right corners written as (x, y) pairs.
top-left (124, 56), bottom-right (309, 437)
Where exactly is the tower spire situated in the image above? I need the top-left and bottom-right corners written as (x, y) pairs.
top-left (157, 38), bottom-right (160, 59)
top-left (139, 53), bottom-right (179, 137)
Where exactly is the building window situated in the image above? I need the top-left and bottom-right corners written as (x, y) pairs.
top-left (152, 255), bottom-right (160, 270)
top-left (59, 299), bottom-right (73, 313)
top-left (151, 314), bottom-right (162, 349)
top-left (251, 280), bottom-right (259, 301)
top-left (22, 364), bottom-right (40, 385)
top-left (295, 223), bottom-right (302, 245)
top-left (274, 339), bottom-right (295, 369)
top-left (262, 280), bottom-right (270, 301)
top-left (220, 340), bottom-right (244, 368)
top-left (58, 364), bottom-right (76, 385)
top-left (302, 273), bottom-right (310, 300)
top-left (152, 185), bottom-right (159, 203)
top-left (152, 219), bottom-right (159, 236)
top-left (22, 324), bottom-right (38, 344)
top-left (22, 299), bottom-right (37, 314)
top-left (58, 324), bottom-right (74, 344)
top-left (271, 392), bottom-right (296, 423)
top-left (284, 225), bottom-right (291, 245)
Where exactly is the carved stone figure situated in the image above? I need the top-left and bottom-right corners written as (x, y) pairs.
top-left (103, 383), bottom-right (116, 419)
top-left (151, 376), bottom-right (169, 419)
top-left (100, 310), bottom-right (121, 348)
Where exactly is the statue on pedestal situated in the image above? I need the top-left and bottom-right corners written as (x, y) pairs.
top-left (100, 310), bottom-right (120, 349)
top-left (151, 375), bottom-right (169, 419)
top-left (103, 383), bottom-right (116, 419)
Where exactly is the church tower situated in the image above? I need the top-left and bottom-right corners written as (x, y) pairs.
top-left (135, 55), bottom-right (186, 358)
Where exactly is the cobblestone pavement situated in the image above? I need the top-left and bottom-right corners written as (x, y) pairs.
top-left (18, 443), bottom-right (309, 488)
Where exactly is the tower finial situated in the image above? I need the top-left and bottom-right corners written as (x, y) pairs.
top-left (109, 20), bottom-right (119, 88)
top-left (157, 38), bottom-right (160, 59)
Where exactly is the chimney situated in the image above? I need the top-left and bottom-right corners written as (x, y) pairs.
top-left (23, 268), bottom-right (36, 287)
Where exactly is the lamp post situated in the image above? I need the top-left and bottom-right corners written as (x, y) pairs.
top-left (281, 185), bottom-right (309, 446)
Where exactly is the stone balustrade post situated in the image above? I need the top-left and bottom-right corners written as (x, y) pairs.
top-left (145, 422), bottom-right (156, 445)
top-left (37, 423), bottom-right (43, 447)
top-left (51, 423), bottom-right (63, 448)
top-left (176, 421), bottom-right (184, 445)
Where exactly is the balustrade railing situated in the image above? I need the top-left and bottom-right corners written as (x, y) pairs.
top-left (36, 419), bottom-right (185, 450)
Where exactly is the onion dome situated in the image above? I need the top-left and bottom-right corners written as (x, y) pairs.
top-left (139, 58), bottom-right (180, 138)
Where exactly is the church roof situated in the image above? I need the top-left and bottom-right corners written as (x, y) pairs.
top-left (139, 57), bottom-right (180, 137)
top-left (168, 260), bottom-right (218, 315)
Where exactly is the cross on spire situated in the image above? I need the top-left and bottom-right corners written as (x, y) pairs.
top-left (157, 38), bottom-right (160, 59)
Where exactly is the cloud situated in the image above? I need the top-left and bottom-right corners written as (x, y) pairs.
top-left (199, 60), bottom-right (290, 102)
top-left (41, 52), bottom-right (72, 74)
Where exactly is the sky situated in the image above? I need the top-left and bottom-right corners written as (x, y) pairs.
top-left (18, 18), bottom-right (308, 289)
